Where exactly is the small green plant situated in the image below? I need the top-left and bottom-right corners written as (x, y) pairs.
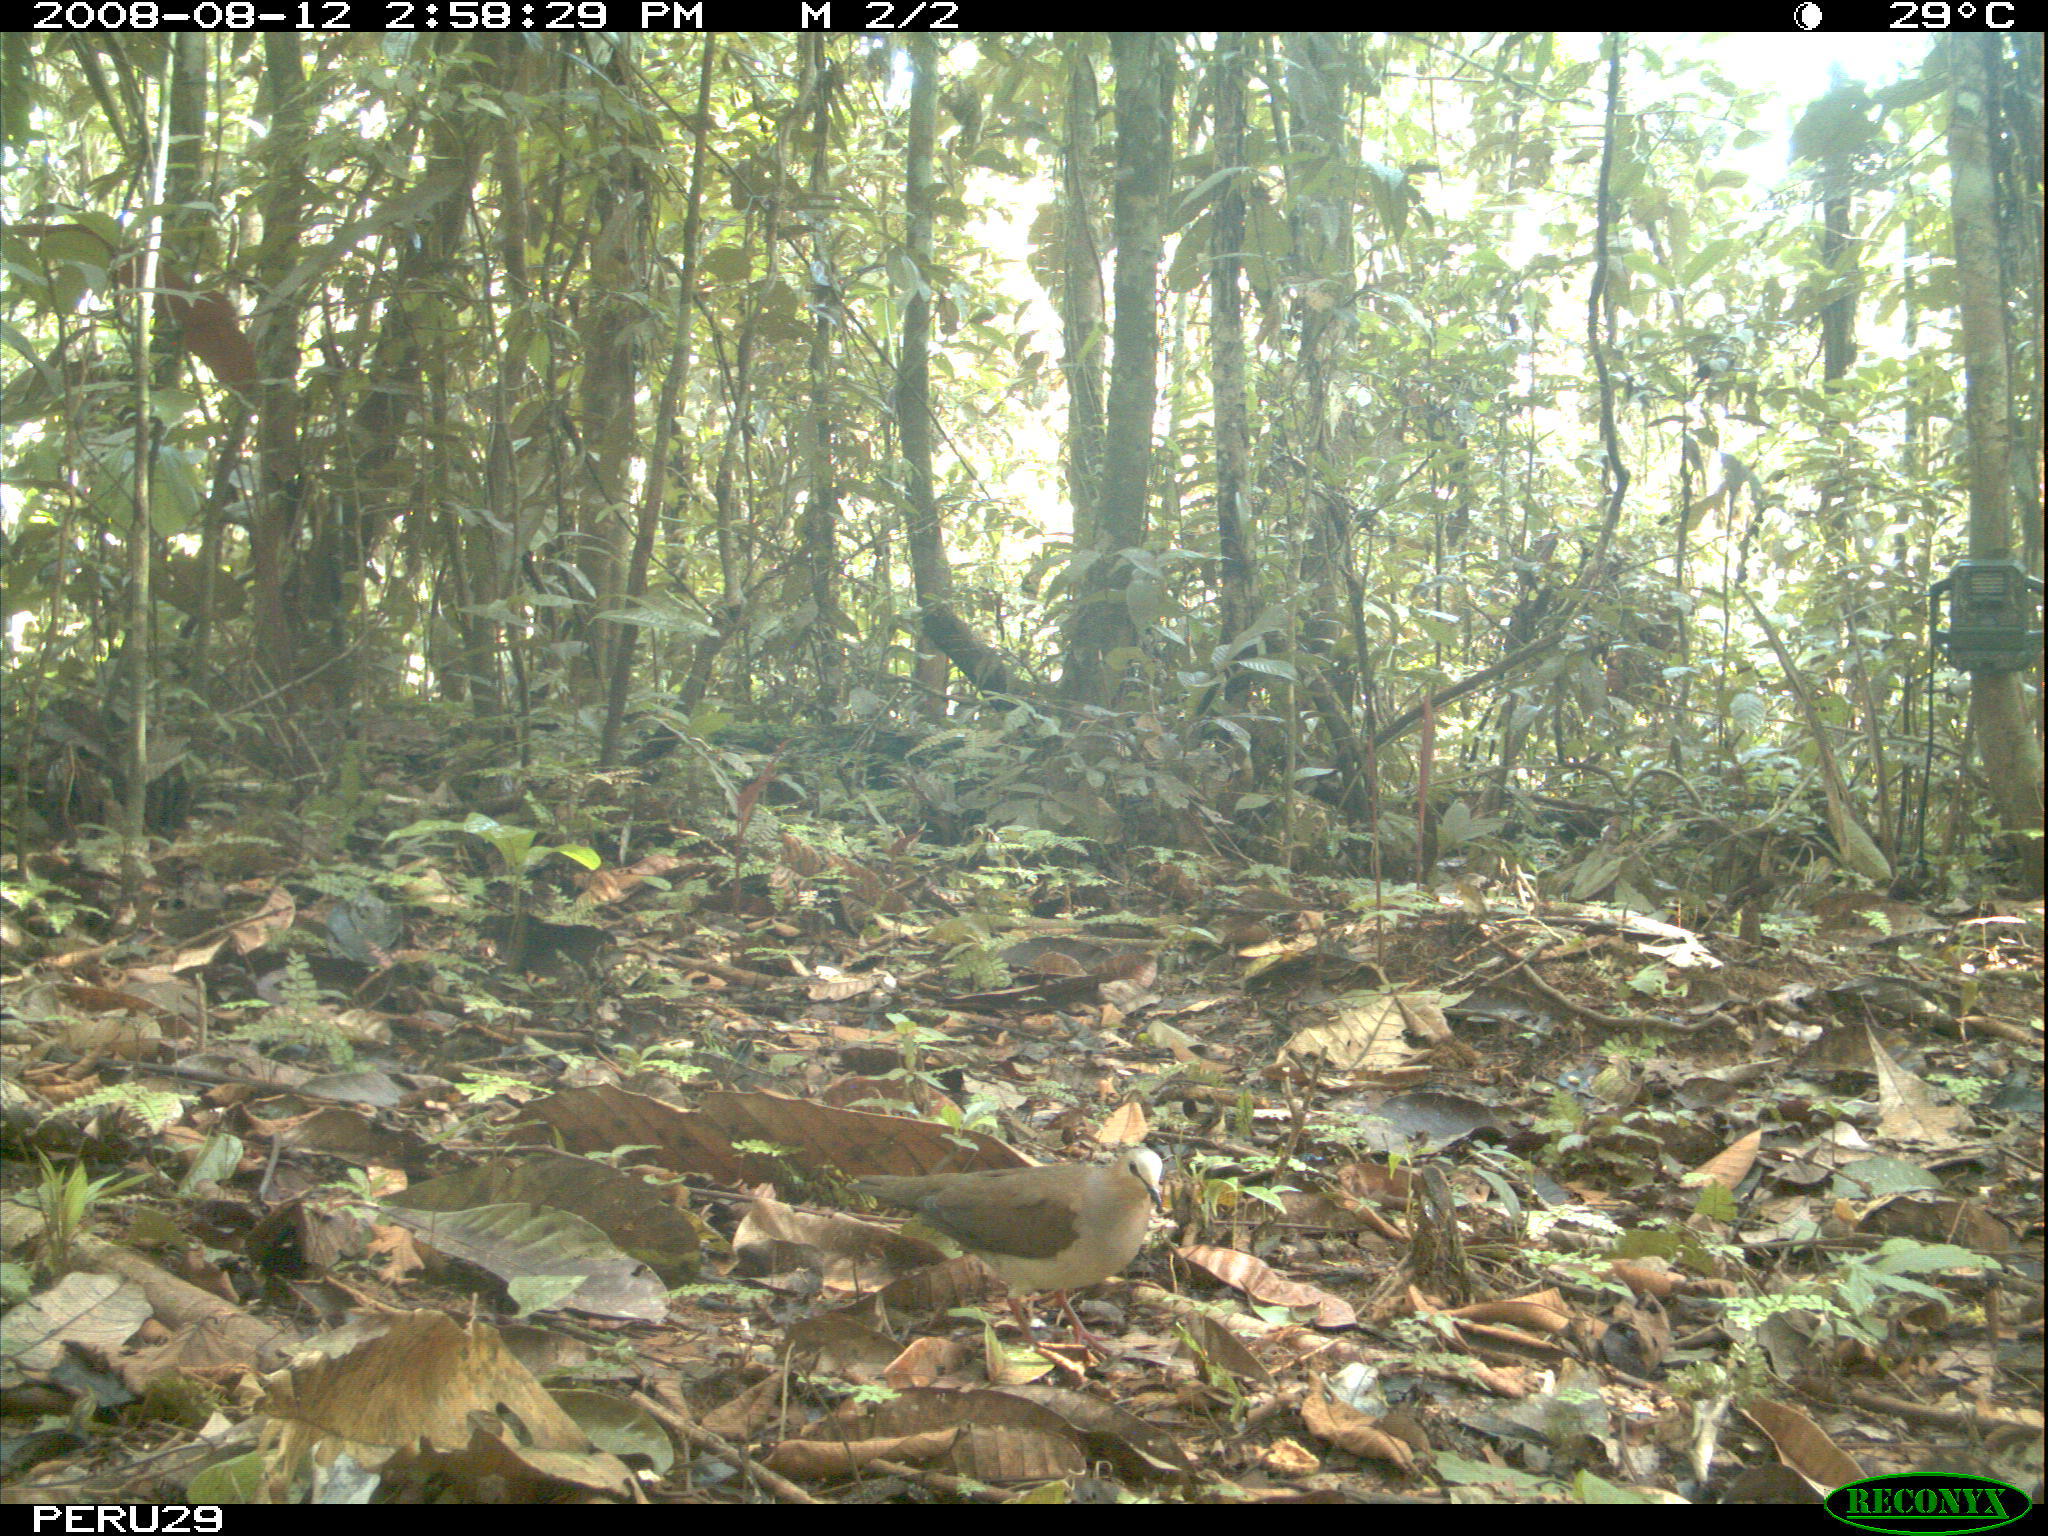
top-left (1720, 1290), bottom-right (1846, 1334)
top-left (946, 826), bottom-right (1096, 891)
top-left (606, 1048), bottom-right (707, 1085)
top-left (301, 866), bottom-right (377, 903)
top-left (34, 1153), bottom-right (148, 1272)
top-left (385, 812), bottom-right (601, 938)
top-left (0, 868), bottom-right (107, 937)
top-left (320, 1166), bottom-right (385, 1219)
top-left (928, 1095), bottom-right (1001, 1134)
top-left (1532, 1088), bottom-right (1585, 1136)
top-left (231, 954), bottom-right (356, 1068)
top-left (883, 1014), bottom-right (953, 1075)
top-left (1624, 963), bottom-right (1678, 998)
top-left (1832, 1238), bottom-right (2000, 1326)
top-left (579, 1142), bottom-right (660, 1168)
top-left (1520, 1245), bottom-right (1639, 1302)
top-left (389, 811), bottom-right (601, 884)
top-left (1928, 1075), bottom-right (1988, 1105)
top-left (733, 1139), bottom-right (801, 1179)
top-left (61, 1083), bottom-right (187, 1133)
top-left (672, 1280), bottom-right (753, 1305)
top-left (1667, 1349), bottom-right (1771, 1402)
top-left (273, 951), bottom-right (324, 1011)
top-left (943, 937), bottom-right (1012, 989)
top-left (1139, 844), bottom-right (1208, 878)
top-left (455, 1070), bottom-right (537, 1102)
top-left (1, 1260), bottom-right (35, 1306)
top-left (1176, 1313), bottom-right (1255, 1426)
top-left (839, 1381), bottom-right (902, 1408)
top-left (851, 1018), bottom-right (999, 1131)
top-left (1185, 1152), bottom-right (1297, 1222)
top-left (140, 1370), bottom-right (226, 1428)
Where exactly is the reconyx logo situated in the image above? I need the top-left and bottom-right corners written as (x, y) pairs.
top-left (1825, 1474), bottom-right (2031, 1534)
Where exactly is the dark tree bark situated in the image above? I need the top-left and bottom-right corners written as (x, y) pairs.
top-left (1061, 32), bottom-right (1173, 704)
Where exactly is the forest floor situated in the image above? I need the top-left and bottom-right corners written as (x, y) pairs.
top-left (2, 745), bottom-right (2041, 1505)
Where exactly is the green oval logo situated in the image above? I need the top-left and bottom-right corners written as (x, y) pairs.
top-left (1825, 1474), bottom-right (2031, 1534)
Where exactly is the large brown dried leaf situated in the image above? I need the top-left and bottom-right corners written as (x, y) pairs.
top-left (1279, 995), bottom-right (1411, 1072)
top-left (1301, 1376), bottom-right (1418, 1470)
top-left (381, 1202), bottom-right (669, 1322)
top-left (765, 1427), bottom-right (961, 1478)
top-left (387, 1419), bottom-right (635, 1502)
top-left (1741, 1397), bottom-right (1863, 1493)
top-left (1685, 1128), bottom-right (1763, 1192)
top-left (1867, 1027), bottom-right (1972, 1145)
top-left (1178, 1310), bottom-right (1275, 1387)
top-left (261, 1310), bottom-right (595, 1479)
top-left (734, 1194), bottom-right (941, 1287)
top-left (829, 1386), bottom-right (1090, 1482)
top-left (391, 1149), bottom-right (699, 1282)
top-left (1174, 1244), bottom-right (1356, 1329)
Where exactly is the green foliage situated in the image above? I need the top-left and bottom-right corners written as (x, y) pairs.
top-left (1718, 1289), bottom-right (1845, 1335)
top-left (941, 936), bottom-right (1012, 990)
top-left (230, 1012), bottom-right (355, 1069)
top-left (60, 1083), bottom-right (187, 1134)
top-left (186, 1451), bottom-right (268, 1504)
top-left (0, 1261), bottom-right (33, 1307)
top-left (838, 1381), bottom-right (903, 1409)
top-left (1185, 1152), bottom-right (1298, 1221)
top-left (230, 953), bottom-right (356, 1069)
top-left (731, 1139), bottom-right (801, 1174)
top-left (2, 29), bottom-right (2016, 898)
top-left (33, 1153), bottom-right (148, 1272)
top-left (1833, 1237), bottom-right (2000, 1320)
top-left (1928, 1074), bottom-right (1988, 1106)
top-left (603, 1049), bottom-right (707, 1086)
top-left (0, 866), bottom-right (107, 937)
top-left (386, 813), bottom-right (600, 883)
top-left (319, 1165), bottom-right (385, 1219)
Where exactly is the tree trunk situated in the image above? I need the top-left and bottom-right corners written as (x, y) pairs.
top-left (1060, 33), bottom-right (1172, 704)
top-left (1946, 37), bottom-right (2044, 866)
